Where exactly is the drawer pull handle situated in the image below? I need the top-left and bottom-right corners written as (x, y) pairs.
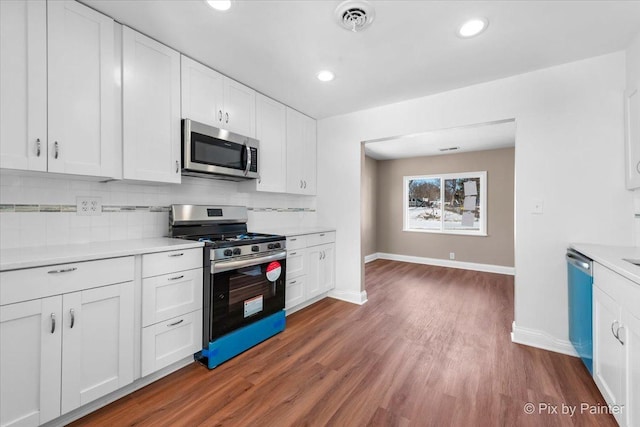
top-left (290, 252), bottom-right (297, 256)
top-left (169, 275), bottom-right (184, 281)
top-left (290, 280), bottom-right (296, 284)
top-left (167, 319), bottom-right (184, 327)
top-left (48, 267), bottom-right (77, 274)
top-left (70, 309), bottom-right (75, 329)
top-left (50, 313), bottom-right (56, 334)
top-left (320, 233), bottom-right (325, 237)
top-left (290, 238), bottom-right (297, 241)
top-left (168, 253), bottom-right (184, 257)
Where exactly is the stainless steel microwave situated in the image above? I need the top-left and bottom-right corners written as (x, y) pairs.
top-left (182, 119), bottom-right (259, 181)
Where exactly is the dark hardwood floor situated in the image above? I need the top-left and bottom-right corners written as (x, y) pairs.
top-left (71, 260), bottom-right (615, 426)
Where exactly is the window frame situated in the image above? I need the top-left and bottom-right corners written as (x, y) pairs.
top-left (403, 171), bottom-right (487, 236)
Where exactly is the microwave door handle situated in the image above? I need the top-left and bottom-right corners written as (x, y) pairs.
top-left (244, 144), bottom-right (251, 176)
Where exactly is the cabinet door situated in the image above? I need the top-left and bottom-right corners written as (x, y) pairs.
top-left (47, 0), bottom-right (114, 177)
top-left (623, 311), bottom-right (640, 427)
top-left (319, 243), bottom-right (335, 292)
top-left (255, 94), bottom-right (286, 192)
top-left (60, 282), bottom-right (134, 414)
top-left (625, 87), bottom-right (640, 189)
top-left (306, 246), bottom-right (322, 300)
top-left (286, 108), bottom-right (316, 195)
top-left (180, 55), bottom-right (224, 128)
top-left (301, 115), bottom-right (317, 195)
top-left (0, 0), bottom-right (47, 172)
top-left (223, 78), bottom-right (256, 138)
top-left (122, 27), bottom-right (181, 184)
top-left (0, 296), bottom-right (62, 427)
top-left (593, 286), bottom-right (625, 409)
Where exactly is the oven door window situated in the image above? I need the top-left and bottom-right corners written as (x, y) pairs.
top-left (228, 265), bottom-right (275, 312)
top-left (191, 131), bottom-right (246, 170)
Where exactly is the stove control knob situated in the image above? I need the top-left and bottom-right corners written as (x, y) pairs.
top-left (274, 242), bottom-right (281, 249)
top-left (223, 249), bottom-right (232, 256)
top-left (233, 248), bottom-right (241, 255)
top-left (251, 245), bottom-right (259, 252)
top-left (268, 243), bottom-right (275, 249)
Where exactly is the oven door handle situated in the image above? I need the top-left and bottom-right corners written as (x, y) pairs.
top-left (212, 251), bottom-right (287, 273)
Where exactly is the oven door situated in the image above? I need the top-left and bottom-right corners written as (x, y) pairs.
top-left (210, 251), bottom-right (286, 340)
top-left (182, 119), bottom-right (258, 179)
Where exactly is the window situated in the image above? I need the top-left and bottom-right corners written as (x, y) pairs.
top-left (403, 171), bottom-right (487, 236)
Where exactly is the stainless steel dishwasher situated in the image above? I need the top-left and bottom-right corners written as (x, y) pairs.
top-left (567, 248), bottom-right (594, 374)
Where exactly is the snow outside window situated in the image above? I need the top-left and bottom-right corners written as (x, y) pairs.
top-left (403, 171), bottom-right (487, 236)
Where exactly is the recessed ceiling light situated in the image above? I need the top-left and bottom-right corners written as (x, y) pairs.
top-left (317, 70), bottom-right (335, 82)
top-left (458, 18), bottom-right (488, 38)
top-left (206, 0), bottom-right (231, 11)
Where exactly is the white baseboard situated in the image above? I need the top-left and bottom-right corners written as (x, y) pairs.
top-left (364, 253), bottom-right (379, 263)
top-left (375, 252), bottom-right (515, 275)
top-left (328, 289), bottom-right (368, 305)
top-left (511, 321), bottom-right (578, 357)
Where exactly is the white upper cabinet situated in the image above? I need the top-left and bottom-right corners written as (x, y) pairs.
top-left (0, 0), bottom-right (47, 172)
top-left (122, 27), bottom-right (181, 184)
top-left (181, 56), bottom-right (224, 129)
top-left (47, 0), bottom-right (115, 177)
top-left (252, 94), bottom-right (287, 192)
top-left (0, 0), bottom-right (115, 177)
top-left (286, 107), bottom-right (317, 195)
top-left (625, 87), bottom-right (640, 189)
top-left (181, 55), bottom-right (256, 138)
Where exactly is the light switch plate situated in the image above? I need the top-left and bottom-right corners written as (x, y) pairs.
top-left (77, 197), bottom-right (102, 216)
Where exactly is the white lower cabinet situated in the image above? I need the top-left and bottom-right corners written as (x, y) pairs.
top-left (592, 262), bottom-right (640, 427)
top-left (285, 231), bottom-right (335, 313)
top-left (140, 251), bottom-right (203, 377)
top-left (0, 279), bottom-right (134, 427)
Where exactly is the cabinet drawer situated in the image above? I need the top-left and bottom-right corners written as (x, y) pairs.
top-left (594, 263), bottom-right (640, 319)
top-left (142, 268), bottom-right (203, 327)
top-left (287, 235), bottom-right (307, 250)
top-left (0, 256), bottom-right (134, 306)
top-left (142, 248), bottom-right (202, 278)
top-left (306, 231), bottom-right (335, 247)
top-left (141, 309), bottom-right (202, 377)
top-left (285, 277), bottom-right (305, 310)
top-left (286, 249), bottom-right (306, 278)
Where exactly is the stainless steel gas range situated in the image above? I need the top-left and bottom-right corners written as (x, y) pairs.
top-left (170, 205), bottom-right (286, 369)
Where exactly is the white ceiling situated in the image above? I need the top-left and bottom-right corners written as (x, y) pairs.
top-left (364, 119), bottom-right (516, 160)
top-left (82, 0), bottom-right (640, 119)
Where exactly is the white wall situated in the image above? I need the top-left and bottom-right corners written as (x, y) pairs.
top-left (0, 171), bottom-right (316, 249)
top-left (317, 51), bottom-right (633, 352)
top-left (627, 32), bottom-right (640, 245)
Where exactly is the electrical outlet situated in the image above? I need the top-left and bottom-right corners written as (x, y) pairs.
top-left (449, 252), bottom-right (455, 260)
top-left (77, 196), bottom-right (102, 216)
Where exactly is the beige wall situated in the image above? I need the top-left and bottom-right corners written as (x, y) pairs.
top-left (375, 147), bottom-right (515, 267)
top-left (361, 153), bottom-right (378, 258)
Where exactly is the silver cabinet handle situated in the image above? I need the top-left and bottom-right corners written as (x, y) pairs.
top-left (289, 280), bottom-right (296, 284)
top-left (167, 319), bottom-right (184, 327)
top-left (169, 275), bottom-right (184, 281)
top-left (304, 180), bottom-right (307, 189)
top-left (290, 238), bottom-right (297, 241)
top-left (300, 180), bottom-right (303, 188)
top-left (50, 313), bottom-right (56, 334)
top-left (54, 141), bottom-right (59, 159)
top-left (636, 161), bottom-right (640, 174)
top-left (176, 160), bottom-right (179, 173)
top-left (218, 110), bottom-right (222, 122)
top-left (611, 320), bottom-right (620, 340)
top-left (225, 112), bottom-right (229, 124)
top-left (320, 233), bottom-right (325, 237)
top-left (36, 138), bottom-right (41, 157)
top-left (69, 309), bottom-right (75, 329)
top-left (290, 252), bottom-right (297, 256)
top-left (168, 253), bottom-right (184, 257)
top-left (617, 326), bottom-right (625, 345)
top-left (48, 267), bottom-right (77, 274)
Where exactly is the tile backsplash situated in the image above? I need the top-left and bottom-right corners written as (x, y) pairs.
top-left (0, 171), bottom-right (317, 250)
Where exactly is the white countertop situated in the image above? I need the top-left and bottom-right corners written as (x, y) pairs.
top-left (571, 243), bottom-right (640, 284)
top-left (253, 226), bottom-right (335, 237)
top-left (0, 238), bottom-right (204, 271)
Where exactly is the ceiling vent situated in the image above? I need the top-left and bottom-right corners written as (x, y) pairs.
top-left (334, 1), bottom-right (375, 33)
